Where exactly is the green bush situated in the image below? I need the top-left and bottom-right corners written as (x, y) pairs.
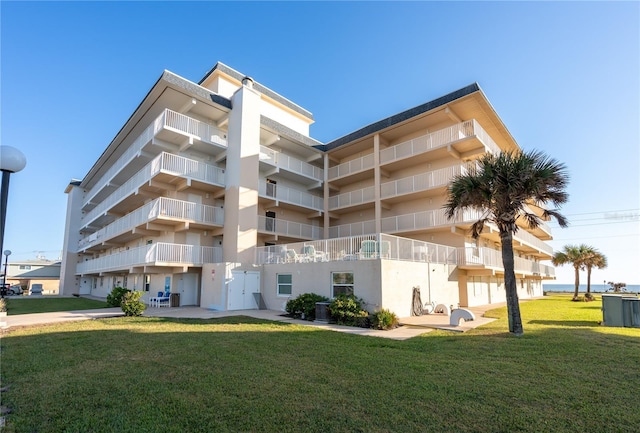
top-left (121, 291), bottom-right (146, 316)
top-left (328, 294), bottom-right (370, 327)
top-left (285, 293), bottom-right (329, 320)
top-left (371, 308), bottom-right (399, 330)
top-left (106, 286), bottom-right (130, 307)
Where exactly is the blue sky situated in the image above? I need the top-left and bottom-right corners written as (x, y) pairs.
top-left (1, 1), bottom-right (638, 285)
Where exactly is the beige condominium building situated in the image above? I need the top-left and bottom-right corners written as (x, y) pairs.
top-left (60, 62), bottom-right (555, 317)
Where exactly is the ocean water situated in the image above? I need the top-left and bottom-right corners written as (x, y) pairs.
top-left (543, 283), bottom-right (640, 294)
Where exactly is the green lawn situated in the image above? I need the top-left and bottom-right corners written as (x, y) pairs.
top-left (1, 295), bottom-right (638, 433)
top-left (4, 297), bottom-right (109, 315)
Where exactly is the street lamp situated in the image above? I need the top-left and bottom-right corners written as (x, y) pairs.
top-left (2, 250), bottom-right (10, 298)
top-left (0, 145), bottom-right (27, 282)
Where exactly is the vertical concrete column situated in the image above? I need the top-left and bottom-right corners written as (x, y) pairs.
top-left (59, 183), bottom-right (83, 295)
top-left (323, 153), bottom-right (330, 239)
top-left (223, 77), bottom-right (261, 263)
top-left (373, 134), bottom-right (382, 234)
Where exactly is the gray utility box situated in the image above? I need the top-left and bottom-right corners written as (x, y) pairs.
top-left (315, 302), bottom-right (331, 323)
top-left (170, 292), bottom-right (180, 307)
top-left (602, 294), bottom-right (639, 327)
top-left (622, 298), bottom-right (640, 328)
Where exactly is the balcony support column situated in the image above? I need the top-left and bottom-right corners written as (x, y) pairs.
top-left (323, 153), bottom-right (330, 239)
top-left (373, 134), bottom-right (383, 235)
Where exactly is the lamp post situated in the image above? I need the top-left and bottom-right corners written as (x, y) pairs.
top-left (0, 146), bottom-right (27, 289)
top-left (1, 250), bottom-right (10, 298)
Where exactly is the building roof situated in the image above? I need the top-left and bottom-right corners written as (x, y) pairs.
top-left (320, 83), bottom-right (482, 151)
top-left (199, 62), bottom-right (314, 121)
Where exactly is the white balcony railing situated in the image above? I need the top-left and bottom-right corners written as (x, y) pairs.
top-left (78, 198), bottom-right (224, 251)
top-left (378, 209), bottom-right (552, 256)
top-left (328, 186), bottom-right (376, 210)
top-left (327, 153), bottom-right (375, 181)
top-left (77, 243), bottom-right (223, 274)
top-left (379, 120), bottom-right (501, 165)
top-left (255, 233), bottom-right (457, 265)
top-left (457, 247), bottom-right (555, 277)
top-left (258, 216), bottom-right (322, 240)
top-left (84, 109), bottom-right (226, 207)
top-left (259, 145), bottom-right (323, 182)
top-left (81, 152), bottom-right (225, 229)
top-left (258, 181), bottom-right (323, 211)
top-left (163, 109), bottom-right (227, 146)
top-left (380, 165), bottom-right (466, 199)
top-left (511, 226), bottom-right (554, 256)
top-left (328, 220), bottom-right (376, 238)
top-left (380, 208), bottom-right (484, 233)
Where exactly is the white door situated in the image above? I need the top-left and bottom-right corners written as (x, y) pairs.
top-left (228, 271), bottom-right (260, 310)
top-left (176, 273), bottom-right (198, 306)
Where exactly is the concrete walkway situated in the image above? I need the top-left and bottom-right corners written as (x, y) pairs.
top-left (1, 303), bottom-right (502, 340)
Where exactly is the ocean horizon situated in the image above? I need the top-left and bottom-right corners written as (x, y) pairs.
top-left (543, 283), bottom-right (640, 293)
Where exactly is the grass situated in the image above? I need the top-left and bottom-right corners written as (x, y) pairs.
top-left (1, 294), bottom-right (638, 433)
top-left (4, 297), bottom-right (109, 315)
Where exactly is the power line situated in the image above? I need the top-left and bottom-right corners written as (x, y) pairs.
top-left (559, 208), bottom-right (639, 217)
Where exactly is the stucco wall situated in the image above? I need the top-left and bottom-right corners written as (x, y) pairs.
top-left (380, 260), bottom-right (460, 317)
top-left (260, 260), bottom-right (380, 312)
top-left (260, 259), bottom-right (460, 318)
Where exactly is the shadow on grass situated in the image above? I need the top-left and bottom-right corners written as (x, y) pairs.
top-left (3, 314), bottom-right (640, 433)
top-left (528, 320), bottom-right (600, 327)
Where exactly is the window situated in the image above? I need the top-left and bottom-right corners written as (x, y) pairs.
top-left (277, 274), bottom-right (292, 296)
top-left (144, 275), bottom-right (151, 292)
top-left (331, 272), bottom-right (354, 297)
top-left (19, 265), bottom-right (31, 270)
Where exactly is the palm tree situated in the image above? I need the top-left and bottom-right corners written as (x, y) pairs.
top-left (552, 244), bottom-right (590, 301)
top-left (445, 150), bottom-right (569, 336)
top-left (583, 247), bottom-right (607, 298)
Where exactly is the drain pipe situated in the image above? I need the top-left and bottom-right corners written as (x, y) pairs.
top-left (427, 261), bottom-right (432, 305)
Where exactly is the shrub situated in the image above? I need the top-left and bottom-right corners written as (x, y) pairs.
top-left (121, 291), bottom-right (146, 316)
top-left (106, 286), bottom-right (130, 307)
top-left (328, 294), bottom-right (370, 327)
top-left (371, 309), bottom-right (399, 330)
top-left (285, 293), bottom-right (329, 320)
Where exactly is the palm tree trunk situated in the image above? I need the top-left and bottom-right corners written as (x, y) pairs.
top-left (586, 266), bottom-right (592, 298)
top-left (573, 266), bottom-right (580, 301)
top-left (500, 229), bottom-right (523, 335)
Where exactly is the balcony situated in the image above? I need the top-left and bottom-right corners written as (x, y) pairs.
top-left (83, 109), bottom-right (227, 210)
top-left (328, 185), bottom-right (376, 212)
top-left (156, 109), bottom-right (227, 150)
top-left (379, 120), bottom-right (501, 170)
top-left (77, 243), bottom-right (223, 275)
top-left (78, 198), bottom-right (224, 251)
top-left (327, 153), bottom-right (375, 185)
top-left (258, 216), bottom-right (323, 240)
top-left (81, 152), bottom-right (225, 231)
top-left (328, 220), bottom-right (376, 238)
top-left (380, 208), bottom-right (484, 234)
top-left (258, 181), bottom-right (323, 212)
top-left (379, 208), bottom-right (552, 257)
top-left (259, 145), bottom-right (323, 184)
top-left (457, 247), bottom-right (555, 278)
top-left (380, 165), bottom-right (467, 203)
top-left (255, 233), bottom-right (457, 265)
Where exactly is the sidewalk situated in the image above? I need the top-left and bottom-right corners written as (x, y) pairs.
top-left (1, 304), bottom-right (501, 340)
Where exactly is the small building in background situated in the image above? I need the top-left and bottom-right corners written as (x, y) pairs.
top-left (5, 259), bottom-right (61, 295)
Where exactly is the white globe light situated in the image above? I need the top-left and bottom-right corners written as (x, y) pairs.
top-left (0, 146), bottom-right (27, 173)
